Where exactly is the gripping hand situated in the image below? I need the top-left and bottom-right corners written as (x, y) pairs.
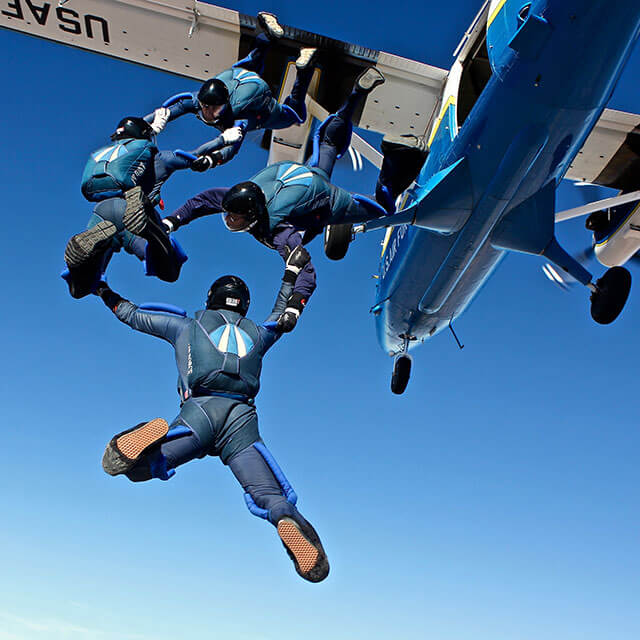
top-left (150, 107), bottom-right (171, 134)
top-left (276, 291), bottom-right (307, 333)
top-left (191, 153), bottom-right (219, 172)
top-left (221, 126), bottom-right (245, 145)
top-left (283, 245), bottom-right (311, 284)
top-left (95, 281), bottom-right (125, 312)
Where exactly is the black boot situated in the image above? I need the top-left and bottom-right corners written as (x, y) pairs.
top-left (257, 11), bottom-right (283, 40)
top-left (276, 516), bottom-right (330, 583)
top-left (64, 220), bottom-right (116, 298)
top-left (123, 187), bottom-right (180, 282)
top-left (102, 418), bottom-right (169, 476)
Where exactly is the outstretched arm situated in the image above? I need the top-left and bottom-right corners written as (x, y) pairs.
top-left (259, 245), bottom-right (311, 351)
top-left (95, 283), bottom-right (188, 346)
top-left (272, 227), bottom-right (317, 300)
top-left (163, 188), bottom-right (230, 231)
top-left (266, 245), bottom-right (312, 333)
top-left (144, 93), bottom-right (200, 125)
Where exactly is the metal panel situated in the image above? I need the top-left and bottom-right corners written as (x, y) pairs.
top-left (565, 108), bottom-right (640, 183)
top-left (361, 52), bottom-right (448, 137)
top-left (0, 0), bottom-right (241, 80)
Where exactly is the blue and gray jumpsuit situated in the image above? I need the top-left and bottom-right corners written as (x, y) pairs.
top-left (148, 33), bottom-right (313, 166)
top-left (110, 279), bottom-right (311, 528)
top-left (167, 109), bottom-right (389, 301)
top-left (80, 142), bottom-right (212, 279)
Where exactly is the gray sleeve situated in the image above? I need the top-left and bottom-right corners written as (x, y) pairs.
top-left (115, 301), bottom-right (190, 346)
top-left (264, 280), bottom-right (294, 324)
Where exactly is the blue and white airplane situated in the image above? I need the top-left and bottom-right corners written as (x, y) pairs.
top-left (355, 0), bottom-right (640, 392)
top-left (5, 0), bottom-right (640, 394)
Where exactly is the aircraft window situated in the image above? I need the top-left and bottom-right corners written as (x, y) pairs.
top-left (457, 26), bottom-right (492, 127)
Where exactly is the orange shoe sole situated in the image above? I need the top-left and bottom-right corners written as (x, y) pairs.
top-left (115, 418), bottom-right (169, 460)
top-left (277, 518), bottom-right (320, 576)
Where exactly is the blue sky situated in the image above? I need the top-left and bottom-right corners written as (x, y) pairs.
top-left (1, 1), bottom-right (639, 639)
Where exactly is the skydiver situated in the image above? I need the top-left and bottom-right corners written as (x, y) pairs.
top-left (94, 245), bottom-right (329, 583)
top-left (158, 68), bottom-right (414, 326)
top-left (63, 115), bottom-right (213, 299)
top-left (146, 11), bottom-right (317, 169)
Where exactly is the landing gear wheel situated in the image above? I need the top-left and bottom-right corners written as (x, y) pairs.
top-left (391, 354), bottom-right (412, 395)
top-left (590, 266), bottom-right (632, 325)
top-left (324, 223), bottom-right (353, 261)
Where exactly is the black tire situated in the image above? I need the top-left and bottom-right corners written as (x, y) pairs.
top-left (324, 223), bottom-right (352, 261)
top-left (590, 266), bottom-right (632, 325)
top-left (391, 355), bottom-right (411, 395)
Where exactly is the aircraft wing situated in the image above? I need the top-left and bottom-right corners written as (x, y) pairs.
top-left (565, 108), bottom-right (640, 191)
top-left (1, 0), bottom-right (448, 142)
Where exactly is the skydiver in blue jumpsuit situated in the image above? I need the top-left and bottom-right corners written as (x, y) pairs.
top-left (160, 68), bottom-right (392, 323)
top-left (146, 12), bottom-right (317, 169)
top-left (95, 245), bottom-right (329, 583)
top-left (62, 116), bottom-right (213, 299)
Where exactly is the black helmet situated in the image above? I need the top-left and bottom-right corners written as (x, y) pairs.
top-left (110, 116), bottom-right (154, 141)
top-left (206, 275), bottom-right (251, 315)
top-left (197, 78), bottom-right (230, 106)
top-left (221, 182), bottom-right (267, 232)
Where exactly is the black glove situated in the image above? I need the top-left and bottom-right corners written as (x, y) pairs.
top-left (276, 291), bottom-right (307, 333)
top-left (191, 154), bottom-right (218, 172)
top-left (282, 245), bottom-right (311, 284)
top-left (95, 281), bottom-right (125, 311)
top-left (162, 215), bottom-right (181, 232)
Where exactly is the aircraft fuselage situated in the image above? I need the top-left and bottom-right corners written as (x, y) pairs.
top-left (375, 0), bottom-right (640, 354)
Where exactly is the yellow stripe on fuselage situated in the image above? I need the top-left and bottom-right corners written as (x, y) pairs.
top-left (381, 228), bottom-right (394, 256)
top-left (487, 0), bottom-right (508, 28)
top-left (427, 95), bottom-right (456, 147)
top-left (595, 202), bottom-right (640, 247)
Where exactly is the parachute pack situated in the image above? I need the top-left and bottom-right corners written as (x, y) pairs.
top-left (81, 138), bottom-right (157, 202)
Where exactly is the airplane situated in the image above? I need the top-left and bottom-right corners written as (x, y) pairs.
top-left (4, 0), bottom-right (640, 395)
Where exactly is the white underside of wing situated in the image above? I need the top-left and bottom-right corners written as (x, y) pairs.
top-left (565, 108), bottom-right (640, 183)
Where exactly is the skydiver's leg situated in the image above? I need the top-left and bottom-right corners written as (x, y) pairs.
top-left (375, 134), bottom-right (429, 213)
top-left (227, 442), bottom-right (329, 582)
top-left (234, 11), bottom-right (285, 75)
top-left (308, 68), bottom-right (385, 178)
top-left (63, 204), bottom-right (122, 299)
top-left (102, 398), bottom-right (220, 482)
top-left (122, 187), bottom-right (188, 282)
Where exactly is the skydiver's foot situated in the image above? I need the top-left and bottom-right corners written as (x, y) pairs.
top-left (381, 133), bottom-right (428, 156)
top-left (296, 47), bottom-right (317, 70)
top-left (102, 418), bottom-right (169, 476)
top-left (277, 517), bottom-right (330, 583)
top-left (124, 186), bottom-right (172, 251)
top-left (64, 220), bottom-right (116, 269)
top-left (64, 220), bottom-right (116, 298)
top-left (257, 11), bottom-right (284, 40)
top-left (355, 67), bottom-right (385, 94)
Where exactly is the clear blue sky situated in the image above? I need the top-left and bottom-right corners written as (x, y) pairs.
top-left (1, 1), bottom-right (639, 639)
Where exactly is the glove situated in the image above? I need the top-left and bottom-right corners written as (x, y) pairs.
top-left (221, 126), bottom-right (244, 145)
top-left (276, 291), bottom-right (307, 333)
top-left (150, 107), bottom-right (170, 134)
top-left (191, 154), bottom-right (216, 172)
top-left (283, 245), bottom-right (311, 284)
top-left (162, 215), bottom-right (181, 232)
top-left (95, 281), bottom-right (125, 312)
